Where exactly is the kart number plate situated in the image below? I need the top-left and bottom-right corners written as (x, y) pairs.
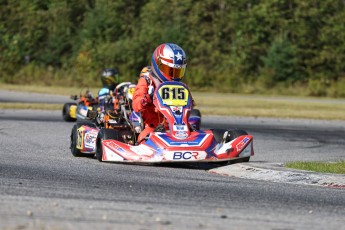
top-left (158, 86), bottom-right (189, 106)
top-left (128, 87), bottom-right (135, 98)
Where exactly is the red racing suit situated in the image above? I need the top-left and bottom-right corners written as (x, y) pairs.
top-left (132, 73), bottom-right (165, 142)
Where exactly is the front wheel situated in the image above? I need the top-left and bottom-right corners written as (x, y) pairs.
top-left (212, 129), bottom-right (248, 143)
top-left (70, 124), bottom-right (83, 157)
top-left (96, 129), bottom-right (123, 162)
top-left (229, 156), bottom-right (250, 164)
top-left (70, 121), bottom-right (97, 157)
top-left (212, 129), bottom-right (250, 164)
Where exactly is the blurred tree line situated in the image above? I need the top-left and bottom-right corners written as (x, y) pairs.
top-left (1, 0), bottom-right (345, 96)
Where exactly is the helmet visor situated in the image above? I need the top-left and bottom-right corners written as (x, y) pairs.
top-left (103, 76), bottom-right (116, 85)
top-left (159, 64), bottom-right (186, 81)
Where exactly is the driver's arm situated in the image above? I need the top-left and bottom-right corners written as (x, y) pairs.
top-left (132, 77), bottom-right (151, 112)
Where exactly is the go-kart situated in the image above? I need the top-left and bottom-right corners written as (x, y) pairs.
top-left (62, 90), bottom-right (99, 122)
top-left (70, 82), bottom-right (203, 158)
top-left (69, 83), bottom-right (139, 157)
top-left (93, 81), bottom-right (254, 164)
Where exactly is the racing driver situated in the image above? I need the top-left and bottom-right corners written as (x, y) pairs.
top-left (132, 43), bottom-right (190, 143)
top-left (98, 67), bottom-right (120, 112)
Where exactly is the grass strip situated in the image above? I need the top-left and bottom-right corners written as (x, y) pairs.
top-left (192, 93), bottom-right (345, 120)
top-left (285, 161), bottom-right (345, 174)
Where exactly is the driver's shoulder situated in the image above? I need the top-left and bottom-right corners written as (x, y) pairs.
top-left (98, 87), bottom-right (110, 96)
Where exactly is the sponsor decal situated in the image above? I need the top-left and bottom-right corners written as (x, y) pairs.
top-left (236, 137), bottom-right (250, 152)
top-left (175, 131), bottom-right (188, 139)
top-left (165, 151), bottom-right (207, 161)
top-left (173, 151), bottom-right (199, 160)
top-left (107, 142), bottom-right (126, 153)
top-left (115, 146), bottom-right (125, 153)
top-left (84, 132), bottom-right (96, 149)
top-left (173, 125), bottom-right (187, 131)
top-left (171, 106), bottom-right (183, 116)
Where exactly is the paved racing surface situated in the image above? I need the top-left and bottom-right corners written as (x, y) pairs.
top-left (0, 109), bottom-right (344, 230)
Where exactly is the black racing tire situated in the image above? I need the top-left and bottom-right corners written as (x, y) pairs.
top-left (227, 129), bottom-right (248, 141)
top-left (92, 104), bottom-right (99, 112)
top-left (63, 102), bottom-right (77, 122)
top-left (228, 129), bottom-right (250, 164)
top-left (211, 129), bottom-right (228, 143)
top-left (96, 129), bottom-right (123, 162)
top-left (76, 120), bottom-right (97, 128)
top-left (189, 109), bottom-right (202, 130)
top-left (241, 156), bottom-right (250, 162)
top-left (229, 156), bottom-right (250, 164)
top-left (70, 124), bottom-right (82, 157)
top-left (70, 121), bottom-right (97, 157)
top-left (190, 109), bottom-right (201, 118)
top-left (212, 129), bottom-right (248, 143)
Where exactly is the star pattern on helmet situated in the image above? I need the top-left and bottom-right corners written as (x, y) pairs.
top-left (175, 52), bottom-right (182, 61)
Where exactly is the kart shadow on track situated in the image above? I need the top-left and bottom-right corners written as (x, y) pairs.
top-left (89, 158), bottom-right (253, 170)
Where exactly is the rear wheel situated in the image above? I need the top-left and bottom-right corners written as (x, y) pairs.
top-left (96, 129), bottom-right (123, 162)
top-left (70, 121), bottom-right (97, 157)
top-left (189, 109), bottom-right (202, 130)
top-left (63, 103), bottom-right (77, 122)
top-left (190, 109), bottom-right (201, 117)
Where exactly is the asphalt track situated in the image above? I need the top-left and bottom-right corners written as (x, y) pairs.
top-left (0, 91), bottom-right (345, 229)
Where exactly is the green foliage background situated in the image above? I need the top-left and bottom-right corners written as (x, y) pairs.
top-left (1, 0), bottom-right (345, 96)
